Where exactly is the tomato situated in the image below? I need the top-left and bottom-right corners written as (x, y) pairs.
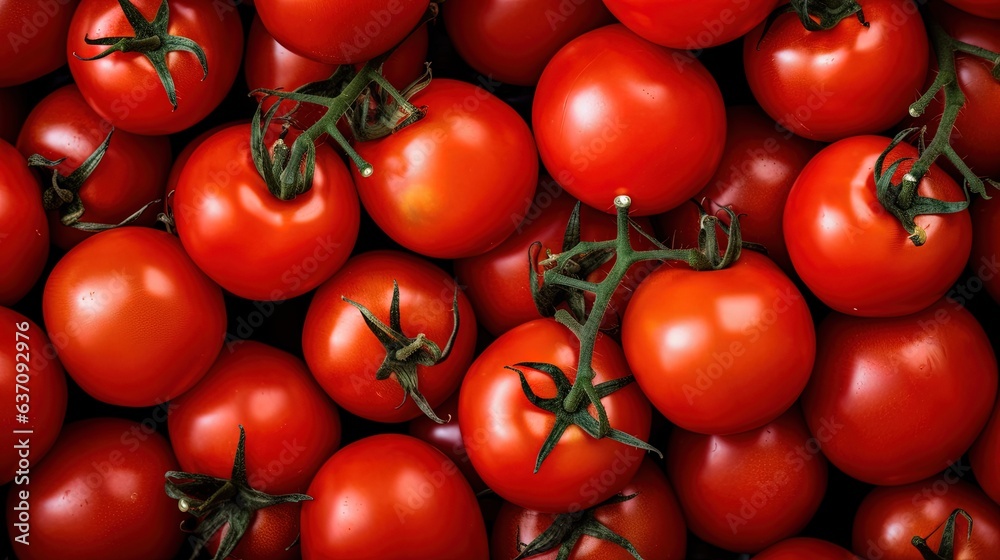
top-left (666, 408), bottom-right (829, 553)
top-left (533, 24), bottom-right (726, 216)
top-left (784, 135), bottom-right (972, 317)
top-left (753, 538), bottom-right (859, 560)
top-left (654, 106), bottom-right (821, 275)
top-left (67, 0), bottom-right (243, 135)
top-left (0, 87), bottom-right (27, 143)
top-left (5, 418), bottom-right (185, 560)
top-left (459, 318), bottom-right (652, 513)
top-left (0, 308), bottom-right (67, 484)
top-left (801, 299), bottom-right (997, 486)
top-left (622, 250), bottom-right (815, 435)
top-left (971, 397), bottom-right (1000, 506)
top-left (0, 138), bottom-right (48, 307)
top-left (853, 479), bottom-right (1000, 559)
top-left (604, 0), bottom-right (779, 49)
top-left (254, 0), bottom-right (429, 65)
top-left (744, 0), bottom-right (929, 142)
top-left (204, 502), bottom-right (302, 560)
top-left (442, 0), bottom-right (613, 86)
top-left (303, 250), bottom-right (477, 423)
top-left (301, 434), bottom-right (489, 559)
top-left (42, 227), bottom-right (226, 406)
top-left (491, 459), bottom-right (686, 560)
top-left (942, 0), bottom-right (1000, 19)
top-left (353, 78), bottom-right (537, 259)
top-left (970, 195), bottom-right (1000, 304)
top-left (0, 0), bottom-right (78, 86)
top-left (173, 124), bottom-right (360, 301)
top-left (408, 392), bottom-right (486, 492)
top-left (16, 84), bottom-right (171, 250)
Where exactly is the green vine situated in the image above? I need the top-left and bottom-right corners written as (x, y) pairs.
top-left (911, 509), bottom-right (973, 560)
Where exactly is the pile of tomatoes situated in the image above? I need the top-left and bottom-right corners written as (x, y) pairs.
top-left (2, 0), bottom-right (1000, 559)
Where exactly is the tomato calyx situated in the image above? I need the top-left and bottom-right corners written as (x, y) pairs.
top-left (758, 0), bottom-right (867, 48)
top-left (342, 280), bottom-right (460, 424)
top-left (513, 493), bottom-right (644, 560)
top-left (73, 0), bottom-right (208, 111)
top-left (164, 426), bottom-right (312, 560)
top-left (911, 509), bottom-right (974, 560)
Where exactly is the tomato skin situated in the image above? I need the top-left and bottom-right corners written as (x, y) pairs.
top-left (206, 502), bottom-right (302, 560)
top-left (443, 0), bottom-right (613, 86)
top-left (942, 0), bottom-right (1000, 19)
top-left (744, 0), bottom-right (929, 142)
top-left (459, 319), bottom-right (652, 513)
top-left (42, 227), bottom-right (226, 407)
top-left (852, 479), bottom-right (1000, 559)
top-left (301, 434), bottom-right (489, 560)
top-left (666, 408), bottom-right (828, 553)
top-left (302, 250), bottom-right (477, 423)
top-left (604, 0), bottom-right (779, 49)
top-left (67, 0), bottom-right (243, 135)
top-left (173, 124), bottom-right (360, 301)
top-left (0, 138), bottom-right (48, 307)
top-left (533, 24), bottom-right (726, 217)
top-left (5, 418), bottom-right (185, 560)
top-left (971, 397), bottom-right (1000, 506)
top-left (801, 299), bottom-right (998, 486)
top-left (753, 538), bottom-right (859, 560)
top-left (0, 0), bottom-right (78, 86)
top-left (784, 135), bottom-right (972, 317)
top-left (970, 195), bottom-right (1000, 304)
top-left (622, 250), bottom-right (815, 435)
top-left (408, 392), bottom-right (486, 492)
top-left (353, 78), bottom-right (537, 259)
top-left (0, 308), bottom-right (67, 484)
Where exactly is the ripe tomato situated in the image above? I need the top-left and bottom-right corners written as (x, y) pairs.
top-left (753, 538), bottom-right (859, 560)
top-left (443, 0), bottom-right (613, 86)
top-left (604, 0), bottom-right (779, 49)
top-left (970, 195), bottom-right (1000, 304)
top-left (801, 299), bottom-right (998, 486)
top-left (666, 408), bottom-right (829, 553)
top-left (353, 78), bottom-right (537, 259)
top-left (42, 227), bottom-right (226, 407)
top-left (0, 308), bottom-right (67, 484)
top-left (0, 0), bottom-right (78, 86)
top-left (744, 0), bottom-right (929, 142)
top-left (784, 135), bottom-right (972, 317)
top-left (67, 0), bottom-right (243, 135)
top-left (0, 138), bottom-right (48, 307)
top-left (533, 24), bottom-right (726, 216)
top-left (173, 124), bottom-right (360, 301)
top-left (491, 459), bottom-right (686, 560)
top-left (255, 0), bottom-right (429, 65)
top-left (408, 392), bottom-right (486, 492)
top-left (303, 250), bottom-right (477, 423)
top-left (301, 434), bottom-right (489, 559)
top-left (16, 84), bottom-right (171, 250)
top-left (942, 0), bottom-right (1000, 19)
top-left (204, 502), bottom-right (302, 560)
top-left (971, 397), bottom-right (1000, 506)
top-left (459, 318), bottom-right (652, 513)
top-left (5, 418), bottom-right (185, 560)
top-left (622, 250), bottom-right (815, 435)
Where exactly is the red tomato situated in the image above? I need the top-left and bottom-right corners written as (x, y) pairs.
top-left (533, 24), bottom-right (726, 216)
top-left (301, 434), bottom-right (489, 559)
top-left (744, 0), bottom-right (929, 142)
top-left (0, 0), bottom-right (78, 86)
top-left (16, 84), bottom-right (171, 249)
top-left (801, 299), bottom-right (998, 486)
top-left (0, 308), bottom-right (67, 484)
top-left (5, 418), bottom-right (185, 560)
top-left (491, 459), bottom-right (686, 560)
top-left (173, 124), bottom-right (360, 301)
top-left (67, 0), bottom-right (243, 135)
top-left (254, 0), bottom-right (429, 65)
top-left (970, 195), bottom-right (1000, 304)
top-left (205, 502), bottom-right (302, 560)
top-left (0, 87), bottom-right (27, 143)
top-left (666, 408), bottom-right (829, 553)
top-left (303, 250), bottom-right (477, 423)
top-left (853, 479), bottom-right (1000, 559)
top-left (622, 250), bottom-right (815, 435)
top-left (942, 0), bottom-right (1000, 19)
top-left (443, 0), bottom-right (613, 86)
top-left (42, 227), bottom-right (226, 406)
top-left (784, 135), bottom-right (972, 317)
top-left (459, 319), bottom-right (652, 513)
top-left (353, 78), bottom-right (537, 259)
top-left (604, 0), bottom-right (779, 49)
top-left (971, 397), bottom-right (1000, 506)
top-left (408, 392), bottom-right (486, 492)
top-left (0, 138), bottom-right (48, 307)
top-left (754, 538), bottom-right (859, 560)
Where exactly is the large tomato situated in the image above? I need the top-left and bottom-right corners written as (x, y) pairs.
top-left (67, 0), bottom-right (243, 135)
top-left (533, 24), bottom-right (726, 216)
top-left (300, 434), bottom-right (489, 559)
top-left (42, 227), bottom-right (226, 406)
top-left (970, 194), bottom-right (1000, 304)
top-left (800, 299), bottom-right (998, 486)
top-left (942, 0), bottom-right (1000, 20)
top-left (353, 78), bottom-right (537, 259)
top-left (0, 138), bottom-right (48, 307)
top-left (784, 135), bottom-right (972, 317)
top-left (753, 538), bottom-right (859, 560)
top-left (971, 397), bottom-right (1000, 506)
top-left (744, 0), bottom-right (929, 142)
top-left (0, 0), bottom-right (78, 86)
top-left (622, 250), bottom-right (815, 435)
top-left (604, 0), bottom-right (779, 49)
top-left (459, 318), bottom-right (653, 513)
